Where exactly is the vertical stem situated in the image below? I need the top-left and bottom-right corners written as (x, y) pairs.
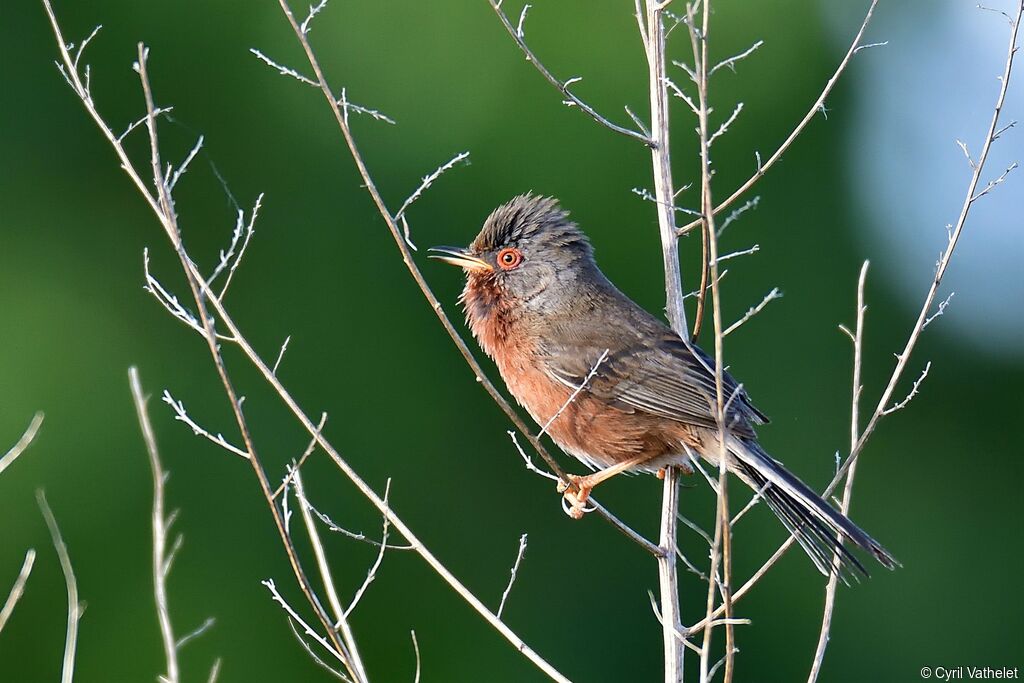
top-left (658, 468), bottom-right (684, 683)
top-left (689, 1), bottom-right (735, 681)
top-left (293, 469), bottom-right (370, 682)
top-left (643, 2), bottom-right (687, 681)
top-left (646, 0), bottom-right (689, 334)
top-left (807, 262), bottom-right (868, 683)
top-left (129, 367), bottom-right (180, 683)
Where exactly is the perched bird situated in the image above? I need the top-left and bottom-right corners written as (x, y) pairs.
top-left (430, 194), bottom-right (896, 577)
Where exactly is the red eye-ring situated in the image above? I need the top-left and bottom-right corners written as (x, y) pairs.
top-left (496, 247), bottom-right (523, 270)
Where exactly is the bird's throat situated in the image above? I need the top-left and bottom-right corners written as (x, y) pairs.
top-left (461, 274), bottom-right (521, 361)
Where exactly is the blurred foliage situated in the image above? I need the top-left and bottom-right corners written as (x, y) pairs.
top-left (1, 1), bottom-right (1021, 681)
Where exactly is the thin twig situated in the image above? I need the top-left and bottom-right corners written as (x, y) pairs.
top-left (37, 491), bottom-right (81, 683)
top-left (206, 659), bottom-right (222, 683)
top-left (538, 349), bottom-right (609, 439)
top-left (217, 192), bottom-right (262, 299)
top-left (286, 618), bottom-right (352, 682)
top-left (411, 630), bottom-right (421, 683)
top-left (687, 0), bottom-right (737, 679)
top-left (676, 0), bottom-right (881, 236)
top-left (497, 533), bottom-right (528, 619)
top-left (709, 40), bottom-right (764, 76)
top-left (394, 152), bottom-right (470, 223)
top-left (0, 550), bottom-right (36, 633)
top-left (161, 390), bottom-right (250, 459)
top-left (0, 412), bottom-right (45, 478)
top-left (344, 479), bottom-right (393, 618)
top-left (130, 367), bottom-right (180, 683)
top-left (292, 468), bottom-right (366, 680)
top-left (263, 579), bottom-right (349, 667)
top-left (723, 288), bottom-right (782, 337)
top-left (176, 617), bottom-right (216, 651)
top-left (272, 412), bottom-right (327, 500)
top-left (642, 2), bottom-right (689, 679)
top-left (807, 261), bottom-right (867, 683)
top-left (488, 1), bottom-right (652, 145)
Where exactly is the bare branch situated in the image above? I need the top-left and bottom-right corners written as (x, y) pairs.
top-left (881, 362), bottom-right (932, 416)
top-left (0, 412), bottom-right (45, 478)
top-left (664, 75), bottom-right (700, 114)
top-left (488, 0), bottom-right (652, 145)
top-left (684, 0), bottom-right (738, 677)
top-left (713, 196), bottom-right (760, 237)
top-left (922, 292), bottom-right (954, 331)
top-left (292, 469), bottom-right (367, 680)
top-left (286, 619), bottom-right (352, 682)
top-left (538, 349), bottom-right (609, 438)
top-left (972, 161), bottom-right (1018, 200)
top-left (497, 534), bottom-right (528, 619)
top-left (632, 186), bottom-right (701, 217)
top-left (130, 367), bottom-right (180, 683)
top-left (119, 107), bottom-right (174, 143)
top-left (144, 250), bottom-right (233, 342)
top-left (206, 659), bottom-right (222, 683)
top-left (215, 192), bottom-right (263, 298)
top-left (853, 40), bottom-right (888, 54)
top-left (250, 49), bottom-right (317, 86)
top-left (709, 102), bottom-right (744, 146)
top-left (263, 579), bottom-right (348, 667)
top-left (808, 260), bottom-right (868, 682)
top-left (271, 412), bottom-right (325, 500)
top-left (676, 0), bottom-right (882, 235)
top-left (161, 390), bottom-right (250, 459)
top-left (956, 139), bottom-right (976, 169)
top-left (168, 135), bottom-right (204, 191)
top-left (411, 630), bottom-right (421, 683)
top-left (37, 491), bottom-right (81, 683)
top-left (305, 500), bottom-right (413, 551)
top-left (0, 550), bottom-right (36, 634)
top-left (42, 5), bottom-right (362, 674)
top-left (723, 288), bottom-right (782, 337)
top-left (272, 335), bottom-right (292, 378)
top-left (335, 89), bottom-right (396, 125)
top-left (344, 479), bottom-right (393, 619)
top-left (709, 40), bottom-right (764, 76)
top-left (301, 0), bottom-right (329, 34)
top-left (176, 617), bottom-right (216, 651)
top-left (391, 150), bottom-right (471, 228)
top-left (730, 482), bottom-right (771, 526)
top-left (715, 243), bottom-right (759, 264)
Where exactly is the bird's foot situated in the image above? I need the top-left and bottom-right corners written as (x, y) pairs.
top-left (557, 475), bottom-right (596, 520)
top-left (658, 463), bottom-right (695, 479)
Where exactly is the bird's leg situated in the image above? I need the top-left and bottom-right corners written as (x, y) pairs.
top-left (558, 453), bottom-right (658, 519)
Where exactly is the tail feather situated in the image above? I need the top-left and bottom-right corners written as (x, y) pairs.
top-left (726, 436), bottom-right (898, 579)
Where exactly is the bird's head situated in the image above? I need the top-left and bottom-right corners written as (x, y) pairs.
top-left (429, 194), bottom-right (598, 316)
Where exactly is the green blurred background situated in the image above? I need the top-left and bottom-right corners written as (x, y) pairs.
top-left (2, 0), bottom-right (1021, 681)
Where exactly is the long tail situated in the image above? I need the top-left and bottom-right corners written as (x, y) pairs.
top-left (726, 435), bottom-right (898, 581)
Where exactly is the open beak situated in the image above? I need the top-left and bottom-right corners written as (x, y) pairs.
top-left (428, 245), bottom-right (492, 272)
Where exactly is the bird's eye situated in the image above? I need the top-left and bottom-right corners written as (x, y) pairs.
top-left (496, 247), bottom-right (523, 270)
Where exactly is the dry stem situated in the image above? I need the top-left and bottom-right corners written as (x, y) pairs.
top-left (37, 491), bottom-right (81, 683)
top-left (129, 367), bottom-right (181, 683)
top-left (0, 550), bottom-right (36, 634)
top-left (682, 1), bottom-right (736, 680)
top-left (676, 0), bottom-right (881, 236)
top-left (806, 262), bottom-right (867, 682)
top-left (0, 413), bottom-right (45, 478)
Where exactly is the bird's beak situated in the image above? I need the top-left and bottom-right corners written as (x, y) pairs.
top-left (427, 246), bottom-right (492, 272)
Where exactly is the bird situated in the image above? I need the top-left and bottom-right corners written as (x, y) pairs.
top-left (429, 193), bottom-right (896, 578)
